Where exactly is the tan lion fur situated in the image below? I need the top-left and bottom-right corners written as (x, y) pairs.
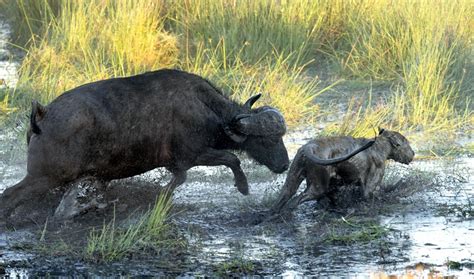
top-left (271, 129), bottom-right (415, 213)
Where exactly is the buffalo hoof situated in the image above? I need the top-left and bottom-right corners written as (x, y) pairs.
top-left (235, 181), bottom-right (249, 195)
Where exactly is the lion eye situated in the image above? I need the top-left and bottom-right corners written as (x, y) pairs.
top-left (389, 138), bottom-right (401, 147)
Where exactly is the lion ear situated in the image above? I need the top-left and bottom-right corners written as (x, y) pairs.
top-left (378, 127), bottom-right (385, 135)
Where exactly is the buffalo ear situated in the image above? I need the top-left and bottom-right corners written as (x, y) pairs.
top-left (224, 114), bottom-right (251, 143)
top-left (243, 94), bottom-right (262, 109)
top-left (31, 100), bottom-right (46, 134)
top-left (378, 127), bottom-right (385, 135)
top-left (224, 126), bottom-right (247, 143)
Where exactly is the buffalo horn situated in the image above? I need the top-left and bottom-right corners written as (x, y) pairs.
top-left (243, 94), bottom-right (262, 109)
top-left (235, 107), bottom-right (286, 136)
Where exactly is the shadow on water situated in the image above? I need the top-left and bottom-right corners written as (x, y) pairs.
top-left (0, 122), bottom-right (473, 277)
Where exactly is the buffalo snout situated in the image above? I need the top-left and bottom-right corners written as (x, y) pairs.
top-left (273, 162), bottom-right (289, 174)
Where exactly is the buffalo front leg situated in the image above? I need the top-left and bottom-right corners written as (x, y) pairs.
top-left (1, 175), bottom-right (62, 227)
top-left (194, 149), bottom-right (249, 195)
top-left (162, 170), bottom-right (187, 194)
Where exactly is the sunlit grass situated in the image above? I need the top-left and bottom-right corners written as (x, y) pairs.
top-left (323, 83), bottom-right (470, 144)
top-left (322, 94), bottom-right (390, 138)
top-left (4, 0), bottom-right (178, 105)
top-left (0, 0), bottom-right (472, 136)
top-left (169, 0), bottom-right (330, 65)
top-left (320, 0), bottom-right (472, 139)
top-left (331, 0), bottom-right (472, 81)
top-left (0, 93), bottom-right (18, 119)
top-left (0, 0), bottom-right (62, 46)
top-left (179, 40), bottom-right (325, 127)
top-left (85, 192), bottom-right (179, 262)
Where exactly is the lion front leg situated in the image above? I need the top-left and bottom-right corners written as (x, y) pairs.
top-left (361, 164), bottom-right (385, 199)
top-left (271, 167), bottom-right (304, 214)
top-left (270, 151), bottom-right (307, 214)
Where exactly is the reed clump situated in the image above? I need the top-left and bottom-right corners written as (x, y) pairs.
top-left (85, 192), bottom-right (179, 262)
top-left (0, 0), bottom-right (471, 136)
top-left (5, 0), bottom-right (178, 104)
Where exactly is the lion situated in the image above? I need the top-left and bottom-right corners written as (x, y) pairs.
top-left (271, 128), bottom-right (415, 213)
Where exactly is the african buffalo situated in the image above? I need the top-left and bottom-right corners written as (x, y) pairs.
top-left (1, 69), bottom-right (292, 221)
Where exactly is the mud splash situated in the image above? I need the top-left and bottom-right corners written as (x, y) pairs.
top-left (170, 158), bottom-right (474, 277)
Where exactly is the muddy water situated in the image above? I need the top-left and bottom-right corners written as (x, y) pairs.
top-left (172, 157), bottom-right (474, 277)
top-left (1, 123), bottom-right (473, 277)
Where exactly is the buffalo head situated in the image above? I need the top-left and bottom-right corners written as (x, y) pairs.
top-left (224, 94), bottom-right (289, 173)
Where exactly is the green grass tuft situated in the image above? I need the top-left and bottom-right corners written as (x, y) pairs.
top-left (213, 257), bottom-right (257, 277)
top-left (85, 192), bottom-right (179, 262)
top-left (325, 217), bottom-right (391, 244)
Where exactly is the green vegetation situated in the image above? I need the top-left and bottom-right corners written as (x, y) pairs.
top-left (325, 217), bottom-right (391, 244)
top-left (437, 202), bottom-right (474, 220)
top-left (446, 260), bottom-right (463, 270)
top-left (0, 0), bottom-right (472, 138)
top-left (25, 191), bottom-right (181, 263)
top-left (213, 257), bottom-right (257, 277)
top-left (85, 192), bottom-right (180, 262)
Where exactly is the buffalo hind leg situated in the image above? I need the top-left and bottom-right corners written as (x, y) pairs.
top-left (0, 175), bottom-right (62, 227)
top-left (194, 149), bottom-right (249, 195)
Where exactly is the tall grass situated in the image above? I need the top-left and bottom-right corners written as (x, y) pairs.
top-left (170, 0), bottom-right (326, 65)
top-left (181, 40), bottom-right (325, 126)
top-left (1, 0), bottom-right (324, 126)
top-left (0, 0), bottom-right (62, 46)
top-left (323, 95), bottom-right (390, 138)
top-left (0, 0), bottom-right (472, 135)
top-left (7, 0), bottom-right (178, 104)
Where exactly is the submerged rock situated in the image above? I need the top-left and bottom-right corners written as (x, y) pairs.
top-left (53, 179), bottom-right (109, 221)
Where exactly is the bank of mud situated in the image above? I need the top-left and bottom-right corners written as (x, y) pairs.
top-left (0, 125), bottom-right (473, 277)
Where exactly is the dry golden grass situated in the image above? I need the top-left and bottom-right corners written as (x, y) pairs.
top-left (0, 0), bottom-right (472, 135)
